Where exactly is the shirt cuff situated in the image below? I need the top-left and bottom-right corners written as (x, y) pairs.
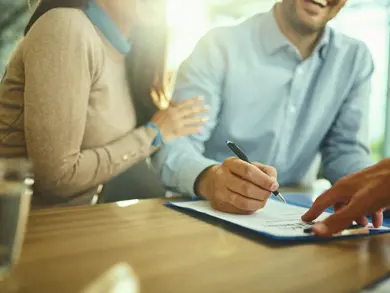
top-left (107, 126), bottom-right (158, 169)
top-left (145, 122), bottom-right (164, 147)
top-left (174, 156), bottom-right (219, 197)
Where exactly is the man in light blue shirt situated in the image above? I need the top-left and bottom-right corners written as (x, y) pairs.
top-left (153, 0), bottom-right (374, 214)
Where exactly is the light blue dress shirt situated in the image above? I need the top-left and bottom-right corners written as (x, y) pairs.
top-left (153, 9), bottom-right (374, 196)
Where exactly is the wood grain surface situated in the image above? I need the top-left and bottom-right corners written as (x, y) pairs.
top-left (1, 198), bottom-right (390, 293)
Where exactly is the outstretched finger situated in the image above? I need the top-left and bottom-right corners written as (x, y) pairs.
top-left (312, 198), bottom-right (368, 236)
top-left (182, 116), bottom-right (208, 127)
top-left (301, 188), bottom-right (340, 222)
top-left (176, 126), bottom-right (202, 137)
top-left (372, 210), bottom-right (383, 228)
top-left (174, 96), bottom-right (204, 109)
top-left (355, 216), bottom-right (369, 226)
top-left (175, 106), bottom-right (209, 119)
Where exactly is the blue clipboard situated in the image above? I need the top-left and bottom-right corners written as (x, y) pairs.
top-left (165, 193), bottom-right (390, 242)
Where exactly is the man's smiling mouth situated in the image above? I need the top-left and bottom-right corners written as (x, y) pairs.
top-left (310, 0), bottom-right (328, 8)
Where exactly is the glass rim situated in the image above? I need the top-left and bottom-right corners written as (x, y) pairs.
top-left (0, 158), bottom-right (33, 179)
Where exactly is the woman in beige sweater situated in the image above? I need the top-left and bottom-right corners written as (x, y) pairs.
top-left (0, 0), bottom-right (207, 207)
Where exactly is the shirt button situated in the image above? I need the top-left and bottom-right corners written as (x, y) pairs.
top-left (122, 154), bottom-right (129, 161)
top-left (297, 68), bottom-right (303, 75)
top-left (290, 106), bottom-right (296, 113)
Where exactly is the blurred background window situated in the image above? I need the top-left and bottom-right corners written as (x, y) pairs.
top-left (1, 0), bottom-right (389, 161)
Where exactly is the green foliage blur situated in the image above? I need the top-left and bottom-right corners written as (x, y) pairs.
top-left (371, 137), bottom-right (384, 162)
top-left (0, 1), bottom-right (29, 77)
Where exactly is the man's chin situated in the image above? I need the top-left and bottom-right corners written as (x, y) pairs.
top-left (296, 18), bottom-right (326, 34)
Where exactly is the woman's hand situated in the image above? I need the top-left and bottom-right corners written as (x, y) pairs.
top-left (150, 96), bottom-right (208, 143)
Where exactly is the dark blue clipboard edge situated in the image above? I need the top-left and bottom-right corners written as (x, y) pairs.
top-left (165, 195), bottom-right (390, 290)
top-left (165, 195), bottom-right (390, 242)
top-left (362, 271), bottom-right (390, 291)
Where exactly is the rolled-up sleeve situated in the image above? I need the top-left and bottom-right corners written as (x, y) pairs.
top-left (152, 30), bottom-right (226, 196)
top-left (320, 43), bottom-right (374, 183)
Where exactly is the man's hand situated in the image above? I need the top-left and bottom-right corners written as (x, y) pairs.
top-left (301, 159), bottom-right (390, 236)
top-left (196, 157), bottom-right (279, 214)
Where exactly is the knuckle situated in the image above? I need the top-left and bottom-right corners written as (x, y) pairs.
top-left (242, 183), bottom-right (252, 196)
top-left (224, 157), bottom-right (237, 165)
top-left (196, 106), bottom-right (205, 112)
top-left (172, 126), bottom-right (179, 134)
top-left (212, 199), bottom-right (231, 214)
top-left (241, 201), bottom-right (252, 211)
top-left (215, 166), bottom-right (224, 177)
top-left (269, 166), bottom-right (277, 175)
top-left (191, 107), bottom-right (199, 113)
top-left (260, 191), bottom-right (272, 201)
top-left (166, 109), bottom-right (174, 119)
top-left (227, 192), bottom-right (236, 205)
top-left (215, 170), bottom-right (226, 185)
top-left (173, 119), bottom-right (181, 128)
top-left (224, 157), bottom-right (239, 169)
top-left (236, 198), bottom-right (250, 211)
top-left (338, 177), bottom-right (351, 187)
top-left (242, 165), bottom-right (252, 179)
top-left (263, 176), bottom-right (275, 188)
top-left (229, 194), bottom-right (252, 211)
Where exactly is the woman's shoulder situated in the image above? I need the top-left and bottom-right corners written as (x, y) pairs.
top-left (24, 8), bottom-right (100, 45)
top-left (21, 8), bottom-right (105, 77)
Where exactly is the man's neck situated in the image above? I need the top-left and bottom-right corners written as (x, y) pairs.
top-left (274, 3), bottom-right (322, 60)
top-left (95, 0), bottom-right (132, 36)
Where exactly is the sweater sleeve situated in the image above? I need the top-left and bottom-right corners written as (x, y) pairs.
top-left (23, 9), bottom-right (157, 199)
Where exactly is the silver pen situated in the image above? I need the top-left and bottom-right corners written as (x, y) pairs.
top-left (226, 140), bottom-right (286, 204)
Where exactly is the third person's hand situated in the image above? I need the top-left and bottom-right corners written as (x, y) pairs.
top-left (302, 159), bottom-right (390, 236)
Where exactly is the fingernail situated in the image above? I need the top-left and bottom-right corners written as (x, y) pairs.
top-left (313, 223), bottom-right (328, 234)
top-left (197, 96), bottom-right (204, 100)
top-left (270, 183), bottom-right (279, 191)
top-left (201, 117), bottom-right (209, 122)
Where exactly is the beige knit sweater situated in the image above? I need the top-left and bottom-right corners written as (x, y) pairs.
top-left (0, 8), bottom-right (158, 207)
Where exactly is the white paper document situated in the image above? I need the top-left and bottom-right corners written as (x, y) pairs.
top-left (361, 277), bottom-right (390, 293)
top-left (171, 200), bottom-right (390, 238)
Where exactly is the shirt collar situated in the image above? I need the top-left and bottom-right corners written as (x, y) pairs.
top-left (260, 8), bottom-right (290, 56)
top-left (84, 0), bottom-right (131, 55)
top-left (261, 6), bottom-right (331, 61)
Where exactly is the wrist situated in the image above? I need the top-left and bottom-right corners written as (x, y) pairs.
top-left (378, 159), bottom-right (390, 186)
top-left (145, 122), bottom-right (164, 147)
top-left (194, 165), bottom-right (219, 199)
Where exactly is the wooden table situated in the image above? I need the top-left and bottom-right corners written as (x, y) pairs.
top-left (2, 198), bottom-right (390, 293)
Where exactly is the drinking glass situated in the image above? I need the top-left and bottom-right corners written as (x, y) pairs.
top-left (0, 159), bottom-right (33, 281)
